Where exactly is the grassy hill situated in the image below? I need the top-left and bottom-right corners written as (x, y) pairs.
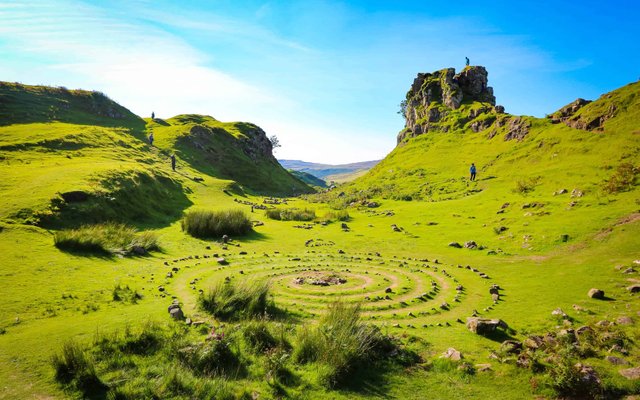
top-left (0, 78), bottom-right (639, 400)
top-left (279, 159), bottom-right (380, 183)
top-left (288, 169), bottom-right (328, 188)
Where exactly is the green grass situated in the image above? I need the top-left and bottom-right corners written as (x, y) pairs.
top-left (53, 222), bottom-right (159, 255)
top-left (181, 209), bottom-right (253, 238)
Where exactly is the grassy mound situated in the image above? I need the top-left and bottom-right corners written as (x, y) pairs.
top-left (53, 222), bottom-right (159, 255)
top-left (181, 209), bottom-right (252, 239)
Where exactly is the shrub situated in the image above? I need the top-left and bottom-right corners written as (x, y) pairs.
top-left (53, 222), bottom-right (159, 255)
top-left (603, 162), bottom-right (638, 193)
top-left (514, 177), bottom-right (541, 194)
top-left (112, 284), bottom-right (142, 303)
top-left (265, 208), bottom-right (315, 221)
top-left (182, 209), bottom-right (252, 238)
top-left (199, 279), bottom-right (272, 320)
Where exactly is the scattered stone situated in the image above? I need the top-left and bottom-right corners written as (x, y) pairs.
top-left (131, 245), bottom-right (146, 255)
top-left (554, 188), bottom-right (568, 195)
top-left (185, 318), bottom-right (192, 325)
top-left (216, 257), bottom-right (227, 265)
top-left (476, 363), bottom-right (492, 372)
top-left (464, 241), bottom-right (478, 249)
top-left (500, 340), bottom-right (522, 354)
top-left (552, 308), bottom-right (568, 318)
top-left (448, 242), bottom-right (462, 248)
top-left (492, 293), bottom-right (500, 302)
top-left (627, 284), bottom-right (640, 293)
top-left (571, 188), bottom-right (584, 197)
top-left (616, 316), bottom-right (634, 325)
top-left (466, 318), bottom-right (508, 335)
top-left (523, 336), bottom-right (543, 350)
top-left (572, 304), bottom-right (586, 312)
top-left (441, 347), bottom-right (463, 361)
top-left (605, 356), bottom-right (628, 365)
top-left (575, 363), bottom-right (600, 385)
top-left (623, 268), bottom-right (636, 274)
top-left (158, 286), bottom-right (165, 292)
top-left (391, 224), bottom-right (401, 232)
top-left (169, 307), bottom-right (184, 320)
top-left (619, 367), bottom-right (640, 380)
top-left (385, 287), bottom-right (393, 293)
top-left (588, 288), bottom-right (605, 299)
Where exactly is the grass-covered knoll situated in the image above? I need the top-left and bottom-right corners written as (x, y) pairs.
top-left (54, 222), bottom-right (159, 255)
top-left (0, 81), bottom-right (144, 130)
top-left (182, 209), bottom-right (252, 238)
top-left (147, 115), bottom-right (312, 196)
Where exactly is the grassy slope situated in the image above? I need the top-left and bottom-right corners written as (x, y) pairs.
top-left (0, 82), bottom-right (638, 399)
top-left (148, 115), bottom-right (312, 195)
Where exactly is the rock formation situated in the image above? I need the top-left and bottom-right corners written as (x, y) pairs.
top-left (398, 66), bottom-right (497, 143)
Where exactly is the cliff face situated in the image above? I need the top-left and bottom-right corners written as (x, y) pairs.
top-left (398, 66), bottom-right (499, 143)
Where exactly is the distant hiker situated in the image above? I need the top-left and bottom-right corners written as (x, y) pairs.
top-left (465, 57), bottom-right (470, 66)
top-left (171, 154), bottom-right (176, 171)
top-left (470, 163), bottom-right (477, 181)
top-left (148, 132), bottom-right (154, 146)
top-left (151, 111), bottom-right (155, 119)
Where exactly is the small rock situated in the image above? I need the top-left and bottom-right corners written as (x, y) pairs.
top-left (385, 287), bottom-right (392, 293)
top-left (552, 308), bottom-right (568, 318)
top-left (500, 340), bottom-right (522, 354)
top-left (448, 242), bottom-right (462, 248)
top-left (464, 241), bottom-right (478, 249)
top-left (627, 284), bottom-right (640, 293)
top-left (475, 363), bottom-right (492, 372)
top-left (616, 316), bottom-right (634, 325)
top-left (441, 347), bottom-right (463, 361)
top-left (169, 308), bottom-right (184, 320)
top-left (588, 288), bottom-right (605, 299)
top-left (216, 257), bottom-right (227, 265)
top-left (619, 366), bottom-right (640, 380)
top-left (605, 356), bottom-right (628, 365)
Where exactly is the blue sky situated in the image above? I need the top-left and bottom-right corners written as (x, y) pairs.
top-left (1, 1), bottom-right (638, 163)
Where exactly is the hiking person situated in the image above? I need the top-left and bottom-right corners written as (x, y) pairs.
top-left (171, 154), bottom-right (176, 171)
top-left (470, 163), bottom-right (477, 181)
top-left (148, 132), bottom-right (154, 146)
top-left (151, 111), bottom-right (155, 119)
top-left (465, 57), bottom-right (470, 66)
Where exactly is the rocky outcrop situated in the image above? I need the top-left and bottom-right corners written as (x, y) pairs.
top-left (398, 66), bottom-right (497, 143)
top-left (548, 97), bottom-right (617, 132)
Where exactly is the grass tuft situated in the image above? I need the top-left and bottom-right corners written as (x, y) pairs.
top-left (199, 279), bottom-right (272, 320)
top-left (53, 222), bottom-right (159, 255)
top-left (265, 207), bottom-right (316, 221)
top-left (181, 209), bottom-right (252, 238)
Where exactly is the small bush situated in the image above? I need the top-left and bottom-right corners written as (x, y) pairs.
top-left (54, 222), bottom-right (159, 255)
top-left (112, 284), bottom-right (142, 303)
top-left (514, 177), bottom-right (541, 194)
top-left (199, 279), bottom-right (272, 320)
top-left (265, 208), bottom-right (315, 221)
top-left (182, 209), bottom-right (252, 238)
top-left (603, 162), bottom-right (638, 193)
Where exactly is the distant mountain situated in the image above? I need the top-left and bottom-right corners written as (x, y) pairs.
top-left (279, 159), bottom-right (381, 182)
top-left (288, 170), bottom-right (328, 188)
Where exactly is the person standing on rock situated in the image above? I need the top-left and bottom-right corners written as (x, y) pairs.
top-left (171, 154), bottom-right (176, 171)
top-left (465, 57), bottom-right (470, 66)
top-left (470, 163), bottom-right (477, 181)
top-left (151, 111), bottom-right (155, 119)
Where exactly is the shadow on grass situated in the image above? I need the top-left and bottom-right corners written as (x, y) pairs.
top-left (335, 362), bottom-right (397, 399)
top-left (481, 328), bottom-right (518, 343)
